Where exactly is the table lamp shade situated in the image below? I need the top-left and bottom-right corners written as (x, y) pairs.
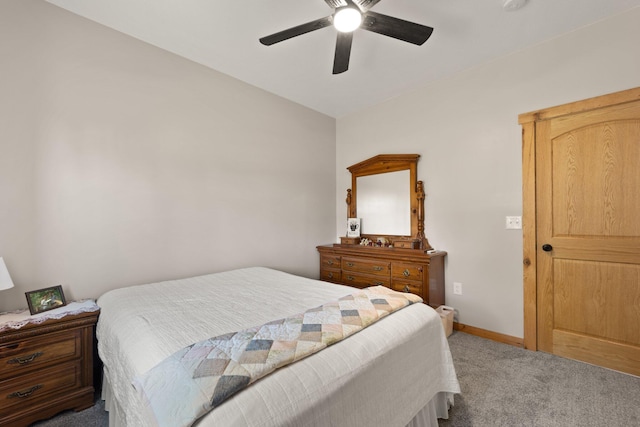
top-left (0, 257), bottom-right (14, 291)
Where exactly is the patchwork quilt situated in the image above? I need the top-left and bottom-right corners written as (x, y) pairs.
top-left (132, 285), bottom-right (422, 427)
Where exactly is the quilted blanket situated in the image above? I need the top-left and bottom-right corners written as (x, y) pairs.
top-left (132, 285), bottom-right (422, 427)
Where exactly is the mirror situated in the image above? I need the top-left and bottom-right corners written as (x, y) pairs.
top-left (357, 170), bottom-right (411, 235)
top-left (345, 154), bottom-right (432, 250)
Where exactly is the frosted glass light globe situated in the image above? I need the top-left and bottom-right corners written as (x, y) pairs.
top-left (333, 7), bottom-right (362, 33)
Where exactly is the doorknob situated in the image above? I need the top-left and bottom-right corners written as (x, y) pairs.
top-left (542, 244), bottom-right (553, 252)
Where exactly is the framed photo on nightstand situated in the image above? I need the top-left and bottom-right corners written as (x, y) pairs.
top-left (25, 285), bottom-right (67, 315)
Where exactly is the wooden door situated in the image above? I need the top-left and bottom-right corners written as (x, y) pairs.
top-left (520, 88), bottom-right (640, 376)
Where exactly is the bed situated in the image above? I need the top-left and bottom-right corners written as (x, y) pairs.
top-left (96, 267), bottom-right (460, 427)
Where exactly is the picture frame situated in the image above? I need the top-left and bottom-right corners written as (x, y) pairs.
top-left (25, 285), bottom-right (67, 315)
top-left (347, 218), bottom-right (361, 238)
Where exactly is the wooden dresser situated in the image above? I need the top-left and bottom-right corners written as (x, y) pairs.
top-left (0, 309), bottom-right (99, 427)
top-left (318, 244), bottom-right (446, 308)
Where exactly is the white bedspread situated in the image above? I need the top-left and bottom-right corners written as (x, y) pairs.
top-left (97, 267), bottom-right (460, 427)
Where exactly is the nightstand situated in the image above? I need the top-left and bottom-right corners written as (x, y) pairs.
top-left (0, 302), bottom-right (100, 427)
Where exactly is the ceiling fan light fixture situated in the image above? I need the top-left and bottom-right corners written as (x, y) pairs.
top-left (333, 7), bottom-right (362, 32)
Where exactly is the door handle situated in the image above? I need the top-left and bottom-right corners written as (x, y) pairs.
top-left (542, 244), bottom-right (553, 252)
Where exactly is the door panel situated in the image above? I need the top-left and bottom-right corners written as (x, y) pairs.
top-left (552, 120), bottom-right (640, 237)
top-left (536, 97), bottom-right (640, 376)
top-left (554, 259), bottom-right (640, 344)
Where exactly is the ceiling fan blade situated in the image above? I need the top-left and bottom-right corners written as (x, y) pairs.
top-left (260, 16), bottom-right (332, 46)
top-left (361, 11), bottom-right (433, 45)
top-left (333, 31), bottom-right (353, 74)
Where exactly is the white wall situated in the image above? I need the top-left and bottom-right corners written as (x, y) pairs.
top-left (336, 8), bottom-right (640, 338)
top-left (0, 0), bottom-right (336, 312)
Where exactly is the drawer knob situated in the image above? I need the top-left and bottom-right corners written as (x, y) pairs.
top-left (403, 269), bottom-right (410, 277)
top-left (347, 276), bottom-right (355, 281)
top-left (8, 351), bottom-right (44, 365)
top-left (347, 262), bottom-right (354, 267)
top-left (8, 384), bottom-right (42, 399)
top-left (328, 260), bottom-right (334, 265)
top-left (328, 272), bottom-right (334, 279)
top-left (374, 281), bottom-right (383, 286)
top-left (373, 266), bottom-right (384, 271)
top-left (403, 285), bottom-right (410, 293)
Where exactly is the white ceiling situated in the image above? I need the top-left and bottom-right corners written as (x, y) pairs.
top-left (46, 0), bottom-right (640, 118)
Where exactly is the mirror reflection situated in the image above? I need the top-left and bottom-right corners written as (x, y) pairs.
top-left (357, 170), bottom-right (411, 236)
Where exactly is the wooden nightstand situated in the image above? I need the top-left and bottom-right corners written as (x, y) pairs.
top-left (0, 304), bottom-right (100, 427)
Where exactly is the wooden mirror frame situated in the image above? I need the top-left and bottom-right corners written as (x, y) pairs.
top-left (345, 154), bottom-right (432, 250)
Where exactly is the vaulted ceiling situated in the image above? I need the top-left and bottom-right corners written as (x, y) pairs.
top-left (46, 0), bottom-right (640, 117)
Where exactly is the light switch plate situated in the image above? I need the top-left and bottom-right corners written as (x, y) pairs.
top-left (506, 216), bottom-right (522, 229)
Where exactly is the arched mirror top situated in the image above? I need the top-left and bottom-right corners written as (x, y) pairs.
top-left (345, 154), bottom-right (431, 250)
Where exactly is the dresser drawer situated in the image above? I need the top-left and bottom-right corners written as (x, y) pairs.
top-left (318, 245), bottom-right (446, 311)
top-left (0, 360), bottom-right (81, 413)
top-left (0, 329), bottom-right (81, 379)
top-left (342, 257), bottom-right (390, 276)
top-left (320, 268), bottom-right (341, 283)
top-left (320, 254), bottom-right (341, 270)
top-left (391, 263), bottom-right (424, 281)
top-left (343, 273), bottom-right (390, 289)
top-left (391, 279), bottom-right (423, 296)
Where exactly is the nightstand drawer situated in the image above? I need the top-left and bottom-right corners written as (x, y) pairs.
top-left (0, 329), bottom-right (81, 379)
top-left (0, 361), bottom-right (81, 413)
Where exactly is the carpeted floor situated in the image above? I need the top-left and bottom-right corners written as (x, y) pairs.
top-left (30, 395), bottom-right (107, 427)
top-left (439, 332), bottom-right (640, 426)
top-left (31, 331), bottom-right (640, 426)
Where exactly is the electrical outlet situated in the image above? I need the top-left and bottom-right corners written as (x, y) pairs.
top-left (453, 282), bottom-right (462, 295)
top-left (506, 216), bottom-right (522, 229)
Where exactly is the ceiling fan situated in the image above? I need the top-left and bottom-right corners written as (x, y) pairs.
top-left (259, 0), bottom-right (434, 74)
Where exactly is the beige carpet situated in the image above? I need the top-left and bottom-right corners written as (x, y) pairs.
top-left (440, 332), bottom-right (640, 426)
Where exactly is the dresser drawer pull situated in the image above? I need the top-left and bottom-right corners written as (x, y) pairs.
top-left (7, 351), bottom-right (44, 365)
top-left (373, 266), bottom-right (384, 271)
top-left (8, 384), bottom-right (42, 399)
top-left (374, 281), bottom-right (384, 286)
top-left (403, 269), bottom-right (411, 277)
top-left (346, 276), bottom-right (355, 281)
top-left (403, 285), bottom-right (410, 293)
top-left (346, 262), bottom-right (354, 267)
top-left (327, 272), bottom-right (334, 279)
top-left (327, 260), bottom-right (334, 265)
